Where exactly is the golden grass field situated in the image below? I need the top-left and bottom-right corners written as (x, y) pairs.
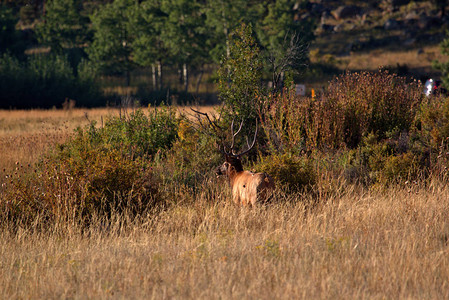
top-left (1, 108), bottom-right (449, 299)
top-left (342, 45), bottom-right (446, 75)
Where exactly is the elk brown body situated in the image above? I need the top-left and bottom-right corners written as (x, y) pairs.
top-left (216, 120), bottom-right (275, 206)
top-left (216, 155), bottom-right (275, 206)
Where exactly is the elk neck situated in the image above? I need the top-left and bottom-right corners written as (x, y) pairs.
top-left (225, 155), bottom-right (244, 185)
top-left (225, 156), bottom-right (243, 171)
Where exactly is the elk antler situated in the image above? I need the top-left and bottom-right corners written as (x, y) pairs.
top-left (230, 119), bottom-right (244, 155)
top-left (223, 119), bottom-right (258, 157)
top-left (189, 107), bottom-right (228, 154)
top-left (190, 108), bottom-right (222, 133)
top-left (235, 119), bottom-right (258, 157)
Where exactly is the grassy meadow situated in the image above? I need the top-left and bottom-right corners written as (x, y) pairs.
top-left (1, 105), bottom-right (449, 299)
top-left (0, 108), bottom-right (119, 172)
top-left (1, 184), bottom-right (449, 299)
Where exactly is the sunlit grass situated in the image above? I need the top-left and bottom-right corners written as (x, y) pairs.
top-left (1, 107), bottom-right (449, 299)
top-left (0, 108), bottom-right (120, 172)
top-left (342, 45), bottom-right (447, 73)
top-left (1, 183), bottom-right (448, 299)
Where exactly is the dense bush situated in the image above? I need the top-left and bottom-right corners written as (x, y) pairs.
top-left (153, 118), bottom-right (223, 193)
top-left (258, 71), bottom-right (433, 189)
top-left (327, 71), bottom-right (422, 148)
top-left (414, 95), bottom-right (449, 179)
top-left (1, 108), bottom-right (179, 225)
top-left (418, 95), bottom-right (449, 148)
top-left (2, 147), bottom-right (156, 224)
top-left (0, 53), bottom-right (104, 108)
top-left (261, 70), bottom-right (423, 152)
top-left (340, 132), bottom-right (424, 187)
top-left (255, 153), bottom-right (316, 192)
top-left (100, 107), bottom-right (179, 158)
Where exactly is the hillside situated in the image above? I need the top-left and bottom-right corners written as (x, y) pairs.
top-left (306, 0), bottom-right (449, 84)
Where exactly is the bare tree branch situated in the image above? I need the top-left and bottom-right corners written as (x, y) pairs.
top-left (269, 31), bottom-right (309, 94)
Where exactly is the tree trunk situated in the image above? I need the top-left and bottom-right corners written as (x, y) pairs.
top-left (272, 70), bottom-right (284, 94)
top-left (157, 60), bottom-right (163, 90)
top-left (151, 64), bottom-right (157, 90)
top-left (183, 63), bottom-right (188, 93)
top-left (195, 66), bottom-right (204, 94)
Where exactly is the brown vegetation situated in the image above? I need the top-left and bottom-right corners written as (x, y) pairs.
top-left (2, 69), bottom-right (449, 298)
top-left (1, 182), bottom-right (448, 299)
top-left (0, 106), bottom-right (449, 299)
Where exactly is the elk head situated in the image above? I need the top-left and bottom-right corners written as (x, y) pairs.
top-left (216, 119), bottom-right (255, 175)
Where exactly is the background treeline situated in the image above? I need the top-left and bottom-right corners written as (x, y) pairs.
top-left (0, 0), bottom-right (315, 108)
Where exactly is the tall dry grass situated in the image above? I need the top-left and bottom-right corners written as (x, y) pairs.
top-left (1, 182), bottom-right (448, 299)
top-left (1, 107), bottom-right (449, 299)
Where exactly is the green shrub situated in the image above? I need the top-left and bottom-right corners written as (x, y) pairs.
top-left (380, 152), bottom-right (419, 184)
top-left (100, 107), bottom-right (179, 158)
top-left (413, 95), bottom-right (449, 179)
top-left (51, 107), bottom-right (179, 208)
top-left (339, 133), bottom-right (424, 187)
top-left (418, 95), bottom-right (449, 149)
top-left (1, 108), bottom-right (179, 225)
top-left (153, 117), bottom-right (223, 192)
top-left (254, 153), bottom-right (316, 192)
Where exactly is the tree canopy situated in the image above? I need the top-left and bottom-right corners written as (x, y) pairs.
top-left (36, 0), bottom-right (89, 53)
top-left (2, 0), bottom-right (316, 100)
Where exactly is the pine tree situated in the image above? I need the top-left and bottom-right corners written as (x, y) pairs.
top-left (36, 0), bottom-right (89, 53)
top-left (87, 0), bottom-right (136, 86)
top-left (0, 5), bottom-right (21, 55)
top-left (218, 23), bottom-right (263, 121)
top-left (160, 0), bottom-right (209, 92)
top-left (129, 0), bottom-right (169, 90)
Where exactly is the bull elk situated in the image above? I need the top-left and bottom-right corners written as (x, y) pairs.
top-left (216, 120), bottom-right (275, 206)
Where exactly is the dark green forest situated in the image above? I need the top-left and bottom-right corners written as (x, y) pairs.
top-left (3, 0), bottom-right (449, 108)
top-left (0, 0), bottom-right (316, 108)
